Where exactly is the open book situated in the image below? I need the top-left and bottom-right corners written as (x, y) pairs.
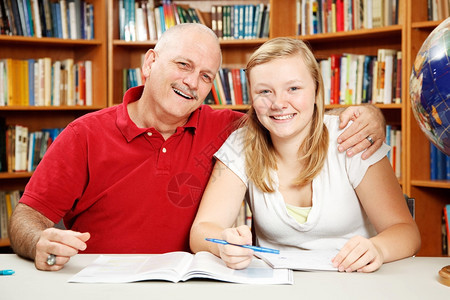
top-left (256, 249), bottom-right (339, 271)
top-left (68, 251), bottom-right (293, 284)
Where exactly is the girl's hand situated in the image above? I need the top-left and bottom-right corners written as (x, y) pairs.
top-left (218, 225), bottom-right (254, 270)
top-left (332, 235), bottom-right (384, 273)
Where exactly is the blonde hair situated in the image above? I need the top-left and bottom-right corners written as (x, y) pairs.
top-left (242, 37), bottom-right (329, 192)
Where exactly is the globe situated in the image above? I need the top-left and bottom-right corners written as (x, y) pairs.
top-left (410, 18), bottom-right (450, 156)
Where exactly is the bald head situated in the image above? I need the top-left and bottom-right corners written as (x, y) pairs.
top-left (154, 24), bottom-right (222, 63)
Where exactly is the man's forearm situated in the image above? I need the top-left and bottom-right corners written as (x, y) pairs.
top-left (9, 203), bottom-right (53, 261)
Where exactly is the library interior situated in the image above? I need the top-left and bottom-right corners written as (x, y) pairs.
top-left (0, 0), bottom-right (449, 295)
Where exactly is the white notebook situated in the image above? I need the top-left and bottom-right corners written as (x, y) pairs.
top-left (256, 249), bottom-right (339, 271)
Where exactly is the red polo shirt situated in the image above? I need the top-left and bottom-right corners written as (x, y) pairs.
top-left (20, 86), bottom-right (243, 253)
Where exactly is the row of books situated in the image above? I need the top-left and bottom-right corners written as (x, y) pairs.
top-left (211, 3), bottom-right (270, 40)
top-left (122, 67), bottom-right (144, 96)
top-left (428, 0), bottom-right (450, 21)
top-left (430, 143), bottom-right (450, 180)
top-left (319, 49), bottom-right (402, 105)
top-left (205, 68), bottom-right (250, 106)
top-left (296, 0), bottom-right (400, 36)
top-left (119, 0), bottom-right (205, 41)
top-left (385, 125), bottom-right (401, 178)
top-left (0, 120), bottom-right (63, 173)
top-left (0, 58), bottom-right (93, 107)
top-left (0, 0), bottom-right (94, 39)
top-left (442, 204), bottom-right (450, 256)
top-left (0, 190), bottom-right (21, 239)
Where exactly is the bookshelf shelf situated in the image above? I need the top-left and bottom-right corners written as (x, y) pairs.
top-left (297, 25), bottom-right (403, 42)
top-left (0, 238), bottom-right (10, 247)
top-left (0, 172), bottom-right (33, 180)
top-left (325, 104), bottom-right (403, 109)
top-left (0, 35), bottom-right (103, 46)
top-left (412, 20), bottom-right (444, 29)
top-left (411, 180), bottom-right (450, 189)
top-left (210, 104), bottom-right (250, 111)
top-left (113, 40), bottom-right (158, 47)
top-left (0, 106), bottom-right (103, 111)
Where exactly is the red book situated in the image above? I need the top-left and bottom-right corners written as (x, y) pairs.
top-left (330, 54), bottom-right (341, 104)
top-left (231, 69), bottom-right (243, 105)
top-left (211, 78), bottom-right (221, 105)
top-left (336, 0), bottom-right (344, 32)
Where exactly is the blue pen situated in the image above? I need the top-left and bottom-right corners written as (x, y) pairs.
top-left (205, 238), bottom-right (280, 254)
top-left (0, 269), bottom-right (15, 276)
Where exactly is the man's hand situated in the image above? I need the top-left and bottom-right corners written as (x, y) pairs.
top-left (337, 105), bottom-right (386, 159)
top-left (34, 228), bottom-right (90, 271)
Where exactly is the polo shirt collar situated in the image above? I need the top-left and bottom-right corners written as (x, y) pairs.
top-left (116, 85), bottom-right (201, 142)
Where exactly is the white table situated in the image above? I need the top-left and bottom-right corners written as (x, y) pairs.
top-left (0, 254), bottom-right (449, 300)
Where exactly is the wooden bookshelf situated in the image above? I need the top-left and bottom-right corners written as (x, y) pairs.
top-left (405, 0), bottom-right (450, 256)
top-left (0, 0), bottom-right (108, 247)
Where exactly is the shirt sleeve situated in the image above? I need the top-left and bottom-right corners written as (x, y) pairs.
top-left (20, 124), bottom-right (88, 223)
top-left (214, 128), bottom-right (248, 186)
top-left (324, 115), bottom-right (391, 189)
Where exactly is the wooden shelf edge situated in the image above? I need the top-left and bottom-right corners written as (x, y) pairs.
top-left (209, 104), bottom-right (250, 110)
top-left (113, 38), bottom-right (269, 47)
top-left (0, 35), bottom-right (102, 46)
top-left (412, 20), bottom-right (445, 30)
top-left (295, 25), bottom-right (403, 42)
top-left (325, 103), bottom-right (403, 109)
top-left (0, 106), bottom-right (104, 111)
top-left (411, 180), bottom-right (450, 189)
top-left (209, 104), bottom-right (402, 110)
top-left (0, 172), bottom-right (33, 179)
top-left (0, 238), bottom-right (11, 247)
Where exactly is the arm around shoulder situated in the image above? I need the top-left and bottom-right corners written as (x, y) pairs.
top-left (332, 104), bottom-right (386, 159)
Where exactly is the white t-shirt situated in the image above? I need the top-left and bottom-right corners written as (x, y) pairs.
top-left (214, 115), bottom-right (390, 251)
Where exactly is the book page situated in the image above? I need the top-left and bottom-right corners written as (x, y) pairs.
top-left (185, 251), bottom-right (293, 285)
top-left (68, 252), bottom-right (193, 283)
top-left (256, 249), bottom-right (338, 271)
top-left (69, 252), bottom-right (293, 285)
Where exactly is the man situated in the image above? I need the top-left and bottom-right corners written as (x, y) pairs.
top-left (9, 23), bottom-right (385, 271)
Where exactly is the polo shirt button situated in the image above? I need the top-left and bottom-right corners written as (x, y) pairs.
top-left (147, 132), bottom-right (152, 136)
top-left (162, 148), bottom-right (167, 153)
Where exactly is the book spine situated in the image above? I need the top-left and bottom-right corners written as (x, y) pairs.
top-left (430, 142), bottom-right (437, 180)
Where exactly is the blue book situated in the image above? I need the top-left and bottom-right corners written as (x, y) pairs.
top-left (41, 128), bottom-right (62, 143)
top-left (87, 3), bottom-right (94, 39)
top-left (80, 0), bottom-right (86, 40)
top-left (159, 5), bottom-right (165, 33)
top-left (436, 147), bottom-right (447, 180)
top-left (51, 2), bottom-right (58, 37)
top-left (28, 59), bottom-right (35, 106)
top-left (233, 5), bottom-right (239, 39)
top-left (240, 68), bottom-right (249, 104)
top-left (385, 124), bottom-right (391, 161)
top-left (25, 0), bottom-right (34, 36)
top-left (27, 132), bottom-right (35, 171)
top-left (218, 68), bottom-right (231, 105)
top-left (430, 143), bottom-right (438, 180)
top-left (10, 0), bottom-right (24, 36)
top-left (446, 155), bottom-right (450, 180)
